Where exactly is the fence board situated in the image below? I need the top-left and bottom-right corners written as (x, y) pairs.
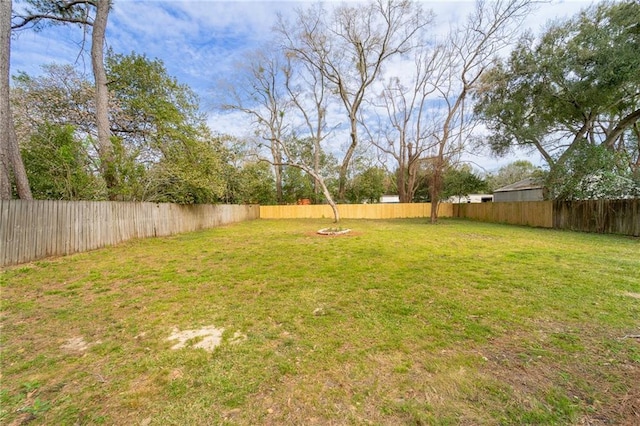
top-left (0, 201), bottom-right (5, 265)
top-left (33, 201), bottom-right (42, 261)
top-left (553, 199), bottom-right (639, 236)
top-left (5, 200), bottom-right (15, 265)
top-left (454, 199), bottom-right (638, 236)
top-left (1, 201), bottom-right (259, 267)
top-left (19, 201), bottom-right (30, 264)
top-left (11, 201), bottom-right (19, 265)
top-left (455, 201), bottom-right (553, 228)
top-left (259, 203), bottom-right (451, 220)
top-left (0, 200), bottom-right (7, 266)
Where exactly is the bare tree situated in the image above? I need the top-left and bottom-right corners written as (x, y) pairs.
top-left (1, 0), bottom-right (32, 199)
top-left (371, 0), bottom-right (535, 221)
top-left (220, 50), bottom-right (288, 204)
top-left (12, 0), bottom-right (116, 198)
top-left (277, 0), bottom-right (430, 201)
top-left (222, 49), bottom-right (342, 221)
top-left (283, 56), bottom-right (341, 222)
top-left (369, 43), bottom-right (445, 203)
top-left (424, 0), bottom-right (536, 222)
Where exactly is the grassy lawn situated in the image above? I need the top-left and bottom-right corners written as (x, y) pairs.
top-left (1, 218), bottom-right (639, 425)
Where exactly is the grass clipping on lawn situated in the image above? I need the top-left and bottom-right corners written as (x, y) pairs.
top-left (1, 219), bottom-right (639, 425)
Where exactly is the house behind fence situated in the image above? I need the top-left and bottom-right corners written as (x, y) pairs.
top-left (493, 178), bottom-right (545, 202)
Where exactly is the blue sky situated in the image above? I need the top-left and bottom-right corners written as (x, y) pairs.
top-left (10, 0), bottom-right (592, 172)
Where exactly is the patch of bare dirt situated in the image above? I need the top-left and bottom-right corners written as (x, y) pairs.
top-left (60, 336), bottom-right (90, 353)
top-left (166, 326), bottom-right (224, 351)
top-left (622, 292), bottom-right (640, 299)
top-left (166, 326), bottom-right (247, 351)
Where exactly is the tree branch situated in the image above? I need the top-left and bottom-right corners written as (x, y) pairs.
top-left (603, 108), bottom-right (640, 149)
top-left (11, 0), bottom-right (96, 30)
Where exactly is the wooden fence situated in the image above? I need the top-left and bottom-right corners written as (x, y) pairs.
top-left (454, 201), bottom-right (553, 229)
top-left (454, 199), bottom-right (639, 236)
top-left (553, 199), bottom-right (639, 236)
top-left (4, 198), bottom-right (635, 268)
top-left (260, 203), bottom-right (453, 220)
top-left (0, 200), bottom-right (259, 267)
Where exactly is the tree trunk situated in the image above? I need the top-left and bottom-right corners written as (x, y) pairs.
top-left (92, 0), bottom-right (116, 199)
top-left (0, 0), bottom-right (31, 199)
top-left (8, 124), bottom-right (31, 198)
top-left (0, 0), bottom-right (11, 199)
top-left (274, 164), bottom-right (283, 204)
top-left (301, 166), bottom-right (340, 223)
top-left (397, 147), bottom-right (408, 203)
top-left (313, 141), bottom-right (321, 203)
top-left (406, 160), bottom-right (417, 203)
top-left (271, 146), bottom-right (283, 204)
top-left (429, 157), bottom-right (443, 224)
top-left (338, 118), bottom-right (358, 202)
top-left (323, 183), bottom-right (340, 223)
top-left (317, 175), bottom-right (339, 223)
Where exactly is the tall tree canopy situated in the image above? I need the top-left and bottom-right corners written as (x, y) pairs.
top-left (475, 0), bottom-right (640, 193)
top-left (12, 54), bottom-right (227, 203)
top-left (12, 0), bottom-right (116, 197)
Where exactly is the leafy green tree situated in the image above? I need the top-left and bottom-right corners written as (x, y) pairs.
top-left (233, 162), bottom-right (277, 205)
top-left (148, 151), bottom-right (223, 204)
top-left (546, 140), bottom-right (640, 200)
top-left (13, 54), bottom-right (229, 203)
top-left (106, 51), bottom-right (202, 158)
top-left (106, 51), bottom-right (229, 202)
top-left (485, 160), bottom-right (541, 191)
top-left (475, 1), bottom-right (640, 175)
top-left (345, 167), bottom-right (387, 204)
top-left (22, 123), bottom-right (102, 199)
top-left (441, 165), bottom-right (488, 201)
top-left (282, 166), bottom-right (314, 204)
top-left (108, 136), bottom-right (148, 201)
top-left (146, 130), bottom-right (227, 204)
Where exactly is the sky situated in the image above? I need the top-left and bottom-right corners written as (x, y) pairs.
top-left (9, 0), bottom-right (593, 173)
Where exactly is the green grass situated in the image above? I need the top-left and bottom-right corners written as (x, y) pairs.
top-left (1, 219), bottom-right (639, 425)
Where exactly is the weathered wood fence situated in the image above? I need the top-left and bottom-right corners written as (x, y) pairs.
top-left (4, 199), bottom-right (635, 267)
top-left (553, 199), bottom-right (639, 236)
top-left (455, 199), bottom-right (639, 237)
top-left (1, 200), bottom-right (259, 267)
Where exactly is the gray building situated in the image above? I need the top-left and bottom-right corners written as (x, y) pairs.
top-left (493, 178), bottom-right (545, 202)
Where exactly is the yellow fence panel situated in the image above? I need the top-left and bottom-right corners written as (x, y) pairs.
top-left (454, 201), bottom-right (553, 228)
top-left (259, 203), bottom-right (453, 220)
